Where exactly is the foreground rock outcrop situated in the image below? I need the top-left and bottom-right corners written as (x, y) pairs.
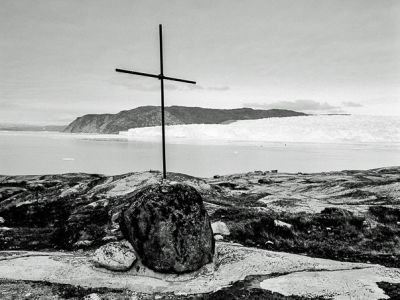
top-left (0, 167), bottom-right (399, 267)
top-left (120, 182), bottom-right (214, 273)
top-left (0, 167), bottom-right (400, 299)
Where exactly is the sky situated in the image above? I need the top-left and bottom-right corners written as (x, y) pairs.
top-left (1, 0), bottom-right (400, 124)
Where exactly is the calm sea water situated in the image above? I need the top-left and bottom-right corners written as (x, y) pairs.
top-left (0, 130), bottom-right (399, 177)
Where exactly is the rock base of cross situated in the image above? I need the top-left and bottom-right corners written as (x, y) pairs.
top-left (117, 181), bottom-right (215, 273)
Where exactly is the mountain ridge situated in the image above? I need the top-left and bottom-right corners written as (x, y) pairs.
top-left (63, 105), bottom-right (307, 134)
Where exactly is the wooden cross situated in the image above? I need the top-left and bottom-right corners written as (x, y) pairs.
top-left (116, 24), bottom-right (196, 180)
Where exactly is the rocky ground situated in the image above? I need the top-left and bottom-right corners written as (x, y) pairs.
top-left (0, 167), bottom-right (399, 299)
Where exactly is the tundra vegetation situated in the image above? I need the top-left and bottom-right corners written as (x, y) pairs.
top-left (0, 167), bottom-right (399, 299)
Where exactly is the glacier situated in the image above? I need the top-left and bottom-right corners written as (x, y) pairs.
top-left (119, 115), bottom-right (400, 145)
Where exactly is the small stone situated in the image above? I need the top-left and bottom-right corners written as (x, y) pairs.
top-left (233, 184), bottom-right (249, 190)
top-left (215, 182), bottom-right (237, 189)
top-left (212, 221), bottom-right (230, 235)
top-left (214, 234), bottom-right (224, 241)
top-left (111, 211), bottom-right (121, 224)
top-left (271, 170), bottom-right (278, 173)
top-left (0, 217), bottom-right (4, 224)
top-left (274, 220), bottom-right (292, 229)
top-left (84, 293), bottom-right (101, 300)
top-left (258, 178), bottom-right (272, 184)
top-left (92, 241), bottom-right (136, 271)
top-left (101, 235), bottom-right (118, 242)
top-left (73, 240), bottom-right (93, 248)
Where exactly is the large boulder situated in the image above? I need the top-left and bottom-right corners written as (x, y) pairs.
top-left (119, 182), bottom-right (214, 273)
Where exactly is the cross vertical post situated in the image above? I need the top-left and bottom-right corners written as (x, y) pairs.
top-left (115, 25), bottom-right (196, 180)
top-left (159, 24), bottom-right (166, 180)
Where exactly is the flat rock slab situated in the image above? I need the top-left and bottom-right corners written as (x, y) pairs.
top-left (261, 267), bottom-right (400, 300)
top-left (0, 243), bottom-right (399, 299)
top-left (222, 167), bottom-right (400, 215)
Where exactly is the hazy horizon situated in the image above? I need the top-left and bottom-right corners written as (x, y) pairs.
top-left (1, 0), bottom-right (400, 124)
top-left (0, 104), bottom-right (398, 127)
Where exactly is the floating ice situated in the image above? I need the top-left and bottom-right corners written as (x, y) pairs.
top-left (119, 115), bottom-right (400, 144)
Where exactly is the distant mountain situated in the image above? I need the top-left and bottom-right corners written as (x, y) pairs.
top-left (0, 124), bottom-right (66, 132)
top-left (63, 106), bottom-right (307, 134)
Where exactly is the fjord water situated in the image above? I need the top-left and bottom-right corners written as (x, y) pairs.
top-left (1, 115), bottom-right (399, 177)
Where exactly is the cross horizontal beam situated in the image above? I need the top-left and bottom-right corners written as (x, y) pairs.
top-left (115, 68), bottom-right (196, 84)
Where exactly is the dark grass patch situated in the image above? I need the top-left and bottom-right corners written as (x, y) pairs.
top-left (0, 279), bottom-right (133, 300)
top-left (369, 206), bottom-right (400, 224)
top-left (377, 282), bottom-right (400, 299)
top-left (212, 206), bottom-right (400, 268)
top-left (216, 192), bottom-right (273, 208)
top-left (335, 189), bottom-right (376, 199)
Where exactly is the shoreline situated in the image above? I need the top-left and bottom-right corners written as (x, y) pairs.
top-left (2, 128), bottom-right (400, 146)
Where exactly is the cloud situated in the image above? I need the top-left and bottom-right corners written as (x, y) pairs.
top-left (186, 85), bottom-right (230, 91)
top-left (0, 100), bottom-right (19, 109)
top-left (207, 86), bottom-right (230, 91)
top-left (342, 101), bottom-right (363, 107)
top-left (188, 84), bottom-right (205, 90)
top-left (111, 76), bottom-right (229, 93)
top-left (246, 99), bottom-right (345, 114)
top-left (130, 82), bottom-right (179, 91)
top-left (111, 76), bottom-right (180, 92)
